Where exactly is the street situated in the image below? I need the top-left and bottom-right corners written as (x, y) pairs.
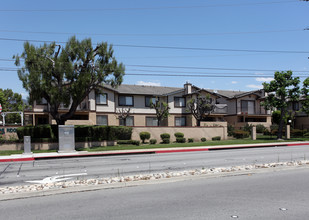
top-left (1, 167), bottom-right (309, 219)
top-left (1, 145), bottom-right (309, 187)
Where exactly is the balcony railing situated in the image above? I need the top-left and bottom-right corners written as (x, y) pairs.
top-left (213, 104), bottom-right (228, 114)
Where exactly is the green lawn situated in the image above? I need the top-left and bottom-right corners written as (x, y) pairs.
top-left (1, 136), bottom-right (308, 156)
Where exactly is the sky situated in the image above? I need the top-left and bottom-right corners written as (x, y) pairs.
top-left (0, 0), bottom-right (308, 99)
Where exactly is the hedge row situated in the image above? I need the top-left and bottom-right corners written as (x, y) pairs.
top-left (17, 125), bottom-right (132, 141)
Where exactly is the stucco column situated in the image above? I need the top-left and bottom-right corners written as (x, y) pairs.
top-left (286, 125), bottom-right (290, 139)
top-left (251, 126), bottom-right (256, 140)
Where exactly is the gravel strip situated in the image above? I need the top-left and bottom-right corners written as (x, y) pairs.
top-left (1, 160), bottom-right (309, 195)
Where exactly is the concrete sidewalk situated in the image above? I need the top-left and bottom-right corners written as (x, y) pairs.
top-left (1, 141), bottom-right (309, 163)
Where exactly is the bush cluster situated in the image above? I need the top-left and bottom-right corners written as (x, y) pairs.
top-left (117, 140), bottom-right (140, 146)
top-left (212, 136), bottom-right (221, 141)
top-left (149, 139), bottom-right (157, 144)
top-left (174, 132), bottom-right (185, 143)
top-left (16, 125), bottom-right (132, 142)
top-left (139, 132), bottom-right (151, 143)
top-left (160, 133), bottom-right (170, 144)
top-left (188, 138), bottom-right (194, 143)
top-left (233, 130), bottom-right (249, 139)
top-left (201, 137), bottom-right (207, 142)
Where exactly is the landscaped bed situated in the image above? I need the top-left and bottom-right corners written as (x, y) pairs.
top-left (1, 136), bottom-right (309, 156)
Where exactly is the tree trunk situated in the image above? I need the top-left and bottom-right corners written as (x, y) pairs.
top-left (277, 108), bottom-right (285, 140)
top-left (197, 120), bottom-right (201, 127)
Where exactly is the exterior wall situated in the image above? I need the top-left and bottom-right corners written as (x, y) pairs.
top-left (132, 126), bottom-right (227, 142)
top-left (294, 116), bottom-right (309, 130)
top-left (168, 91), bottom-right (186, 114)
top-left (224, 115), bottom-right (272, 129)
top-left (0, 126), bottom-right (19, 139)
top-left (95, 89), bottom-right (115, 113)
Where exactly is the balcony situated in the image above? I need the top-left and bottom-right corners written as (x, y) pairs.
top-left (213, 104), bottom-right (228, 114)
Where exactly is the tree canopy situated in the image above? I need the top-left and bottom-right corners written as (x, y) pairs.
top-left (262, 71), bottom-right (300, 139)
top-left (14, 36), bottom-right (125, 125)
top-left (187, 94), bottom-right (215, 126)
top-left (0, 88), bottom-right (26, 124)
top-left (301, 77), bottom-right (309, 115)
top-left (150, 99), bottom-right (170, 126)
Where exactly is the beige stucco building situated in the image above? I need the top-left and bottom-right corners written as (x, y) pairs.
top-left (24, 83), bottom-right (272, 129)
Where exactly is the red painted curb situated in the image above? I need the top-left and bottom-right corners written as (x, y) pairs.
top-left (0, 158), bottom-right (34, 162)
top-left (287, 143), bottom-right (309, 146)
top-left (156, 148), bottom-right (209, 154)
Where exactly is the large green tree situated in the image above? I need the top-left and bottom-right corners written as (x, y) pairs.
top-left (0, 88), bottom-right (25, 124)
top-left (14, 36), bottom-right (125, 125)
top-left (262, 71), bottom-right (300, 139)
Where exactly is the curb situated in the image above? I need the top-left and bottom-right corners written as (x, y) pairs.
top-left (0, 142), bottom-right (308, 163)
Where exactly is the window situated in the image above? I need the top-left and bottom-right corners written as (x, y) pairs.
top-left (174, 97), bottom-right (186, 107)
top-left (145, 96), bottom-right (158, 107)
top-left (37, 98), bottom-right (47, 105)
top-left (119, 116), bottom-right (134, 126)
top-left (241, 100), bottom-right (255, 114)
top-left (96, 115), bottom-right (108, 125)
top-left (119, 95), bottom-right (133, 106)
top-left (292, 102), bottom-right (299, 111)
top-left (175, 117), bottom-right (186, 126)
top-left (96, 93), bottom-right (107, 105)
top-left (146, 117), bottom-right (158, 126)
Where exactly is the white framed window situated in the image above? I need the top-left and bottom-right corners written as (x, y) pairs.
top-left (119, 95), bottom-right (133, 106)
top-left (96, 115), bottom-right (108, 125)
top-left (174, 97), bottom-right (186, 107)
top-left (145, 96), bottom-right (159, 107)
top-left (146, 117), bottom-right (158, 126)
top-left (175, 116), bottom-right (186, 126)
top-left (119, 116), bottom-right (134, 126)
top-left (96, 93), bottom-right (107, 105)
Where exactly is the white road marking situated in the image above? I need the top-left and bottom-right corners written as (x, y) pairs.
top-left (26, 173), bottom-right (87, 184)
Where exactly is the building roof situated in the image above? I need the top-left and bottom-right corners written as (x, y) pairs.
top-left (103, 84), bottom-right (181, 96)
top-left (102, 83), bottom-right (262, 98)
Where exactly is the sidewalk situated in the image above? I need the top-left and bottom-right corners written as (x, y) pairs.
top-left (1, 141), bottom-right (309, 163)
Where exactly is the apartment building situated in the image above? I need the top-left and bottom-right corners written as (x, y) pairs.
top-left (24, 83), bottom-right (271, 128)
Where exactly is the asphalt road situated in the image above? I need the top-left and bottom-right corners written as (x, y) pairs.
top-left (1, 167), bottom-right (309, 219)
top-left (1, 145), bottom-right (309, 187)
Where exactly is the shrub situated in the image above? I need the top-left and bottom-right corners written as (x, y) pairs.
top-left (92, 126), bottom-right (109, 141)
top-left (176, 137), bottom-right (186, 143)
top-left (75, 125), bottom-right (92, 138)
top-left (139, 132), bottom-right (151, 143)
top-left (149, 139), bottom-right (157, 144)
top-left (263, 129), bottom-right (271, 135)
top-left (227, 124), bottom-right (235, 136)
top-left (160, 133), bottom-right (170, 144)
top-left (162, 138), bottom-right (170, 144)
top-left (212, 136), bottom-right (221, 141)
top-left (117, 140), bottom-right (140, 146)
top-left (16, 125), bottom-right (54, 140)
top-left (233, 130), bottom-right (249, 139)
top-left (201, 137), bottom-right (207, 142)
top-left (109, 126), bottom-right (132, 140)
top-left (304, 132), bottom-right (309, 137)
top-left (243, 124), bottom-right (253, 133)
top-left (256, 124), bottom-right (266, 133)
top-left (291, 129), bottom-right (304, 137)
top-left (188, 138), bottom-right (194, 143)
top-left (160, 133), bottom-right (170, 139)
top-left (174, 132), bottom-right (184, 138)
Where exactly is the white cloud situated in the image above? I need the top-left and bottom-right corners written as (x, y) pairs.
top-left (246, 84), bottom-right (263, 89)
top-left (136, 81), bottom-right (161, 86)
top-left (231, 81), bottom-right (237, 84)
top-left (255, 77), bottom-right (274, 82)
